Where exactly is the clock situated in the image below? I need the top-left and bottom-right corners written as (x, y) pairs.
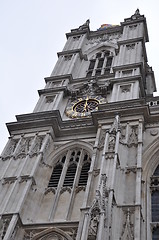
top-left (66, 96), bottom-right (106, 118)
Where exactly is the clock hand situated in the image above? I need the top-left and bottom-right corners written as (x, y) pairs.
top-left (83, 99), bottom-right (88, 112)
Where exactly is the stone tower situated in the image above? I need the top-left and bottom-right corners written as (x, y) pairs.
top-left (0, 9), bottom-right (159, 240)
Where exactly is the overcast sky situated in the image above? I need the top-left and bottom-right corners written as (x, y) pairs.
top-left (0, 0), bottom-right (159, 153)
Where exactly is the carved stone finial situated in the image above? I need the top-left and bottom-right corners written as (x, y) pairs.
top-left (131, 9), bottom-right (141, 20)
top-left (109, 114), bottom-right (120, 134)
top-left (135, 8), bottom-right (140, 15)
top-left (78, 19), bottom-right (90, 30)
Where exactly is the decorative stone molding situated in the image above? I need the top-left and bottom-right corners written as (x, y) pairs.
top-left (98, 129), bottom-right (106, 149)
top-left (88, 174), bottom-right (108, 238)
top-left (93, 169), bottom-right (100, 177)
top-left (120, 84), bottom-right (131, 93)
top-left (30, 227), bottom-right (74, 240)
top-left (64, 55), bottom-right (72, 61)
top-left (40, 161), bottom-right (52, 169)
top-left (125, 166), bottom-right (137, 174)
top-left (120, 208), bottom-right (134, 240)
top-left (119, 125), bottom-right (126, 145)
top-left (44, 187), bottom-right (56, 195)
top-left (105, 153), bottom-right (115, 160)
top-left (126, 43), bottom-right (135, 50)
top-left (10, 223), bottom-right (19, 240)
top-left (19, 175), bottom-right (35, 184)
top-left (129, 24), bottom-right (137, 29)
top-left (24, 229), bottom-right (42, 240)
top-left (107, 115), bottom-right (120, 152)
top-left (86, 33), bottom-right (121, 45)
top-left (75, 186), bottom-right (85, 193)
top-left (151, 222), bottom-right (159, 232)
top-left (73, 35), bottom-right (80, 41)
top-left (60, 187), bottom-right (72, 194)
top-left (122, 70), bottom-right (133, 76)
top-left (127, 126), bottom-right (138, 147)
top-left (150, 129), bottom-right (158, 136)
top-left (42, 137), bottom-right (51, 160)
top-left (45, 95), bottom-right (55, 103)
top-left (108, 133), bottom-right (116, 152)
top-left (2, 176), bottom-right (17, 185)
top-left (109, 114), bottom-right (120, 134)
top-left (0, 217), bottom-right (11, 239)
top-left (65, 78), bottom-right (110, 99)
top-left (14, 137), bottom-right (33, 159)
top-left (1, 139), bottom-right (18, 160)
top-left (29, 135), bottom-right (44, 158)
top-left (88, 205), bottom-right (100, 237)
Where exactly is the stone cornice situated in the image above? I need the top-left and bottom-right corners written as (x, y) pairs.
top-left (57, 49), bottom-right (87, 61)
top-left (6, 111), bottom-right (96, 137)
top-left (66, 29), bottom-right (90, 39)
top-left (45, 74), bottom-right (73, 83)
top-left (6, 99), bottom-right (159, 137)
top-left (118, 37), bottom-right (144, 46)
top-left (38, 86), bottom-right (67, 96)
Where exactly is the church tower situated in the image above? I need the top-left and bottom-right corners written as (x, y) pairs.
top-left (1, 9), bottom-right (159, 240)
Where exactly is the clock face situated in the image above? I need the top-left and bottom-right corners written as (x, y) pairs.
top-left (73, 99), bottom-right (98, 113)
top-left (66, 96), bottom-right (106, 118)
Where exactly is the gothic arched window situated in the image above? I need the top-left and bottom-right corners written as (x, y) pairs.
top-left (87, 51), bottom-right (113, 77)
top-left (151, 165), bottom-right (159, 239)
top-left (48, 148), bottom-right (91, 189)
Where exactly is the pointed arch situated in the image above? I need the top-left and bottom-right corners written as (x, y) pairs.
top-left (142, 136), bottom-right (159, 239)
top-left (32, 227), bottom-right (73, 240)
top-left (142, 136), bottom-right (159, 181)
top-left (85, 42), bottom-right (118, 60)
top-left (47, 140), bottom-right (93, 190)
top-left (46, 140), bottom-right (93, 167)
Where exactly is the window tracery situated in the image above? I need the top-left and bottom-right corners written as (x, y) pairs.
top-left (87, 50), bottom-right (113, 77)
top-left (48, 148), bottom-right (91, 189)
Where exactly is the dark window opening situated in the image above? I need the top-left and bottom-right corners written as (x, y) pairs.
top-left (88, 60), bottom-right (95, 70)
top-left (78, 162), bottom-right (91, 186)
top-left (84, 154), bottom-right (88, 161)
top-left (61, 156), bottom-right (66, 163)
top-left (95, 69), bottom-right (101, 76)
top-left (154, 166), bottom-right (159, 176)
top-left (87, 70), bottom-right (93, 77)
top-left (63, 163), bottom-right (77, 187)
top-left (152, 191), bottom-right (159, 222)
top-left (104, 51), bottom-right (110, 57)
top-left (96, 53), bottom-right (101, 58)
top-left (152, 227), bottom-right (159, 240)
top-left (97, 58), bottom-right (104, 68)
top-left (48, 164), bottom-right (63, 188)
top-left (105, 68), bottom-right (110, 75)
top-left (106, 57), bottom-right (113, 67)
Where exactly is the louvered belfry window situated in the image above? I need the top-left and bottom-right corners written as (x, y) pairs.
top-left (151, 165), bottom-right (159, 239)
top-left (48, 164), bottom-right (63, 188)
top-left (48, 149), bottom-right (91, 188)
top-left (78, 154), bottom-right (91, 186)
top-left (48, 155), bottom-right (66, 188)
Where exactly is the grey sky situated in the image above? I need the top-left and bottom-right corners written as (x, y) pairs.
top-left (0, 0), bottom-right (159, 153)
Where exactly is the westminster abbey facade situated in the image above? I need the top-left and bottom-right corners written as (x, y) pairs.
top-left (0, 9), bottom-right (159, 240)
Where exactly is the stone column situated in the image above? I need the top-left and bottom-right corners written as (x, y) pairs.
top-left (134, 119), bottom-right (143, 240)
